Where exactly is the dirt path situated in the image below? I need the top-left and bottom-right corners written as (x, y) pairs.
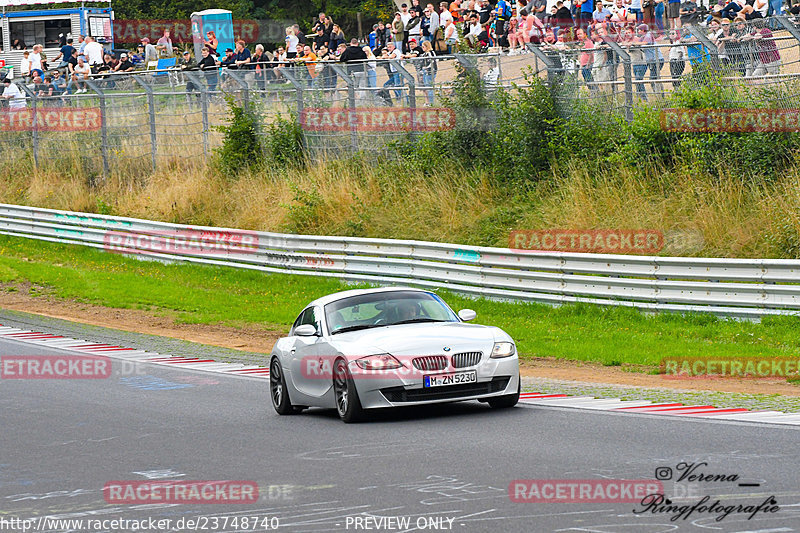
top-left (1, 289), bottom-right (798, 396)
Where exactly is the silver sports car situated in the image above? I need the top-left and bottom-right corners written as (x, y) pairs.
top-left (269, 287), bottom-right (520, 422)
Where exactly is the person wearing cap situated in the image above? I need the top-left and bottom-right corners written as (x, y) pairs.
top-left (179, 50), bottom-right (196, 69)
top-left (130, 45), bottom-right (145, 66)
top-left (313, 26), bottom-right (328, 53)
top-left (406, 7), bottom-right (423, 49)
top-left (2, 78), bottom-right (25, 109)
top-left (221, 47), bottom-right (236, 69)
top-left (141, 37), bottom-right (158, 64)
top-left (115, 52), bottom-right (135, 72)
top-left (405, 37), bottom-right (424, 57)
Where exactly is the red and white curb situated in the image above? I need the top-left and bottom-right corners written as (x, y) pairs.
top-left (0, 325), bottom-right (270, 379)
top-left (3, 325), bottom-right (799, 425)
top-left (519, 392), bottom-right (800, 426)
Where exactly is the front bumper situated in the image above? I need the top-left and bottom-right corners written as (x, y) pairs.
top-left (351, 356), bottom-right (520, 409)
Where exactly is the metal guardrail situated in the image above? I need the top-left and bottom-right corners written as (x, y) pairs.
top-left (2, 202), bottom-right (799, 319)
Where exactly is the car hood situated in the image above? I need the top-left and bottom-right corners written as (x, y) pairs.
top-left (329, 322), bottom-right (510, 356)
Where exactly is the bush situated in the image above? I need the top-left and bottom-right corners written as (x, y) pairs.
top-left (215, 97), bottom-right (264, 176)
top-left (263, 112), bottom-right (306, 168)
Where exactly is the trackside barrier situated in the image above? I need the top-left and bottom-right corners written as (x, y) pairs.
top-left (1, 203), bottom-right (799, 319)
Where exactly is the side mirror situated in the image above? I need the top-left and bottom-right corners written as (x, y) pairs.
top-left (458, 309), bottom-right (477, 322)
top-left (294, 324), bottom-right (318, 336)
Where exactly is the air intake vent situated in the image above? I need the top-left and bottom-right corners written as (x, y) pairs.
top-left (451, 351), bottom-right (482, 368)
top-left (412, 355), bottom-right (449, 371)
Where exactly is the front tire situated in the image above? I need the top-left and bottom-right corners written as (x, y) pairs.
top-left (488, 378), bottom-right (520, 409)
top-left (333, 358), bottom-right (366, 423)
top-left (271, 358), bottom-right (304, 415)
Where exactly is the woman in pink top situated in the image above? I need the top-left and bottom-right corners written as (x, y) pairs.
top-left (507, 17), bottom-right (523, 52)
top-left (523, 12), bottom-right (544, 45)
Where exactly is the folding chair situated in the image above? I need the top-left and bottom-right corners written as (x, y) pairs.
top-left (155, 57), bottom-right (178, 87)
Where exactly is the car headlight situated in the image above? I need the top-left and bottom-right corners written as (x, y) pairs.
top-left (354, 354), bottom-right (404, 370)
top-left (491, 342), bottom-right (516, 358)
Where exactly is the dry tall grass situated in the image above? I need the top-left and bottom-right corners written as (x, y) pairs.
top-left (4, 155), bottom-right (800, 258)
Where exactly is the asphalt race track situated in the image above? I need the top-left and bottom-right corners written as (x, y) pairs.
top-left (2, 335), bottom-right (799, 533)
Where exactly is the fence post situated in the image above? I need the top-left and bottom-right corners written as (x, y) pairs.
top-left (525, 44), bottom-right (555, 85)
top-left (604, 39), bottom-right (633, 122)
top-left (687, 25), bottom-right (720, 64)
top-left (277, 66), bottom-right (306, 154)
top-left (132, 75), bottom-right (157, 172)
top-left (185, 72), bottom-right (210, 159)
top-left (17, 83), bottom-right (38, 167)
top-left (390, 59), bottom-right (416, 109)
top-left (278, 66), bottom-right (304, 115)
top-left (226, 70), bottom-right (250, 112)
top-left (84, 79), bottom-right (110, 177)
top-left (776, 16), bottom-right (800, 64)
top-left (329, 64), bottom-right (359, 153)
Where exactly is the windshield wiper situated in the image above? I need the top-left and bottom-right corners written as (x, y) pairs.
top-left (331, 324), bottom-right (379, 335)
top-left (391, 318), bottom-right (445, 325)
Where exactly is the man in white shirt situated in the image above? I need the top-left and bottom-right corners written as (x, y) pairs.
top-left (20, 51), bottom-right (31, 79)
top-left (83, 36), bottom-right (105, 69)
top-left (68, 57), bottom-right (91, 93)
top-left (382, 42), bottom-right (404, 102)
top-left (2, 78), bottom-right (25, 109)
top-left (29, 45), bottom-right (44, 78)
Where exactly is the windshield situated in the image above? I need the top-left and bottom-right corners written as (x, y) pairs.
top-left (325, 291), bottom-right (459, 335)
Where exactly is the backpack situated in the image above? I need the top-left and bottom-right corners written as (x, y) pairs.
top-left (433, 26), bottom-right (447, 53)
top-left (501, 1), bottom-right (512, 19)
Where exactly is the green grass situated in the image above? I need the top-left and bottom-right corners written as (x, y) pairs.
top-left (2, 234), bottom-right (800, 367)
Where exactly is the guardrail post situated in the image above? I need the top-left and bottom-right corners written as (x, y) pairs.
top-left (329, 63), bottom-right (359, 153)
top-left (17, 82), bottom-right (39, 167)
top-left (132, 75), bottom-right (157, 172)
top-left (603, 39), bottom-right (633, 122)
top-left (84, 79), bottom-right (110, 178)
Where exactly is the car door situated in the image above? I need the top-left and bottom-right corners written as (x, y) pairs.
top-left (288, 306), bottom-right (328, 399)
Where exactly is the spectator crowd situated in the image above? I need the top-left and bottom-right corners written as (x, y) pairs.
top-left (2, 0), bottom-right (799, 109)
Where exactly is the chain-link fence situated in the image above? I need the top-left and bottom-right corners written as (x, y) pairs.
top-left (1, 15), bottom-right (799, 174)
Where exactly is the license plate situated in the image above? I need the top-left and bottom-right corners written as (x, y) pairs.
top-left (423, 370), bottom-right (477, 388)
